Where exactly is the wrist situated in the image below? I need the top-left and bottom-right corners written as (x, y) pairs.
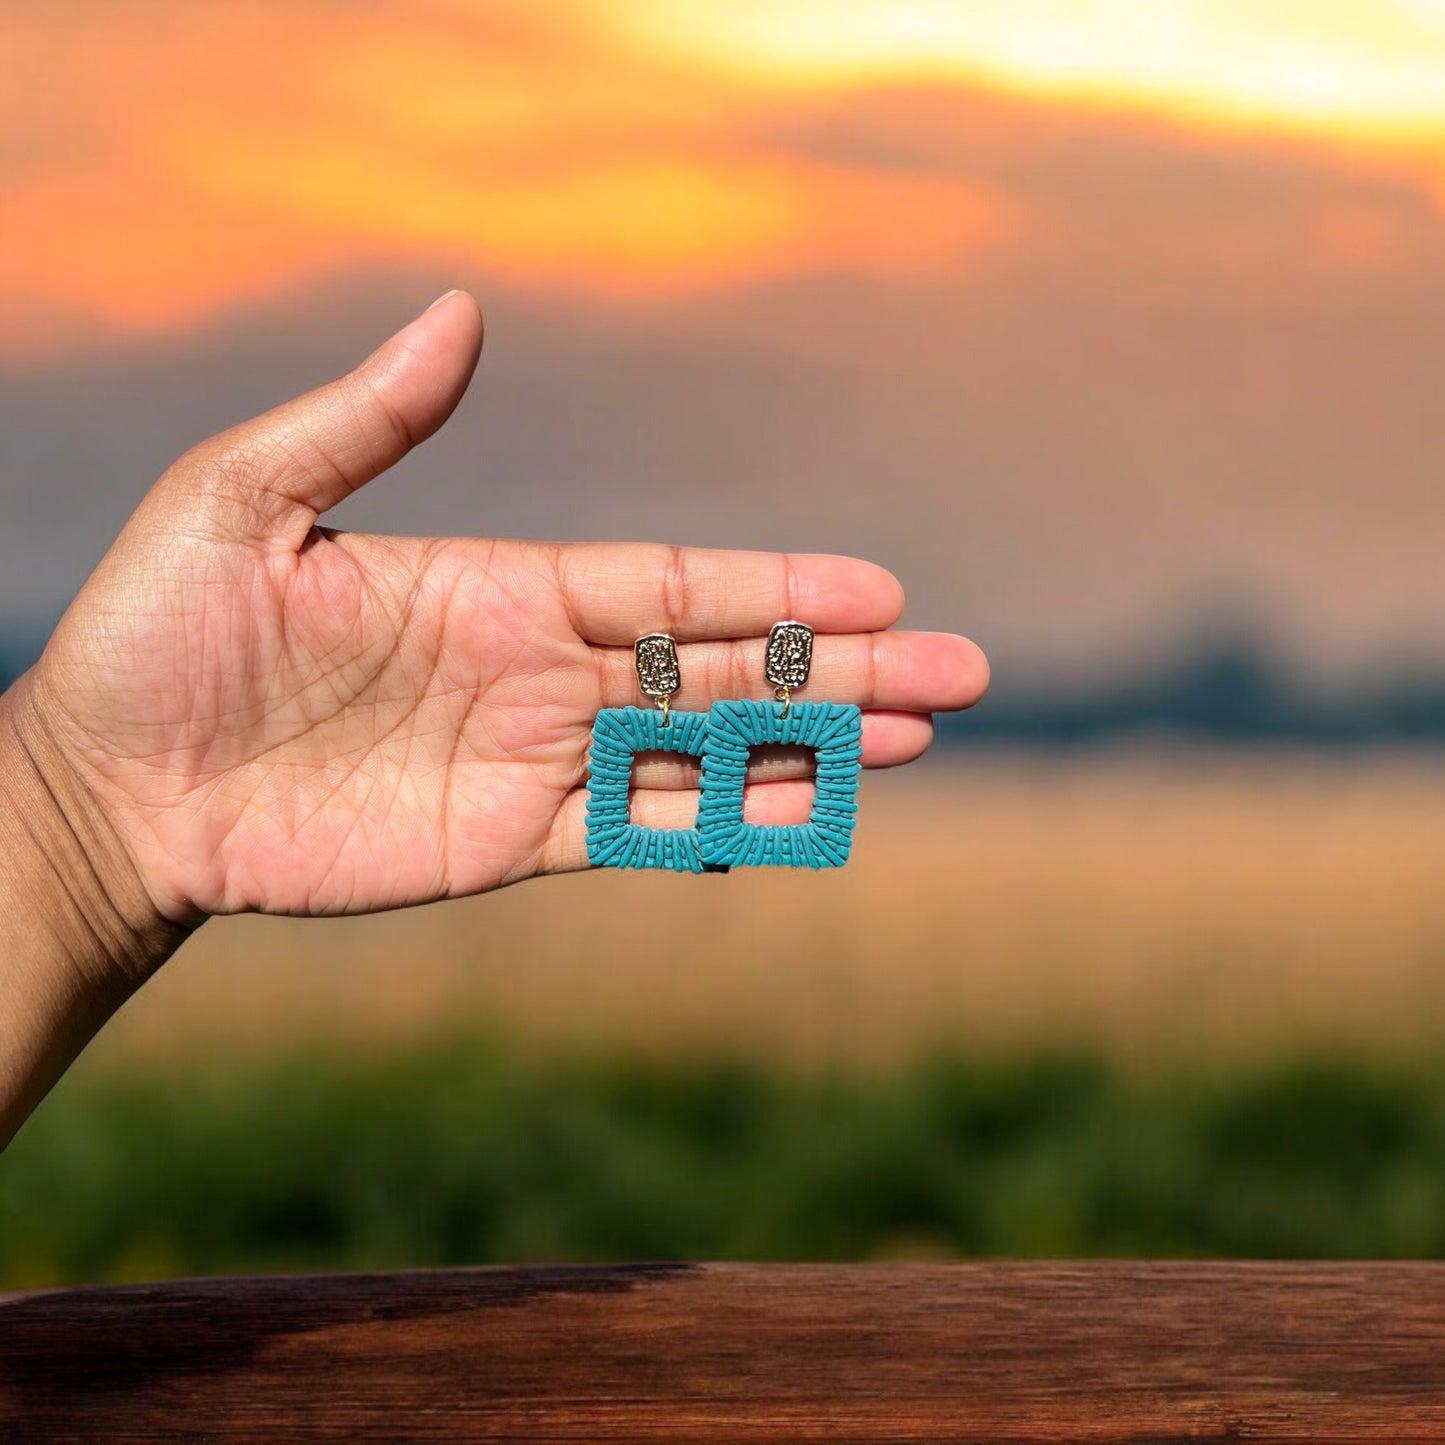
top-left (0, 670), bottom-right (192, 1145)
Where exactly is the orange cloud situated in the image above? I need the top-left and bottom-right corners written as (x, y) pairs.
top-left (0, 3), bottom-right (1013, 355)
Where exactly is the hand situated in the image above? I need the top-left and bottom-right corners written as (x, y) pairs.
top-left (19, 291), bottom-right (988, 923)
top-left (0, 289), bottom-right (987, 1142)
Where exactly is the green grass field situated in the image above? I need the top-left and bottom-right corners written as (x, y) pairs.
top-left (9, 1038), bottom-right (1445, 1286)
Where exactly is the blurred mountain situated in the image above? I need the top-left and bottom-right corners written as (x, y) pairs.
top-left (941, 627), bottom-right (1445, 747)
top-left (4, 623), bottom-right (1443, 747)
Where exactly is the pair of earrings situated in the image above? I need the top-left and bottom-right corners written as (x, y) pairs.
top-left (586, 622), bottom-right (863, 872)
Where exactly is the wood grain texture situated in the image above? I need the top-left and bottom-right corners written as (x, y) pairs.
top-left (4, 1262), bottom-right (1445, 1442)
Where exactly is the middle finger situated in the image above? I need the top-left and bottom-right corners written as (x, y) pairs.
top-left (594, 630), bottom-right (987, 716)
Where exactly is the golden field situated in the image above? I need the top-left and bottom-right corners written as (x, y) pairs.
top-left (88, 749), bottom-right (1445, 1075)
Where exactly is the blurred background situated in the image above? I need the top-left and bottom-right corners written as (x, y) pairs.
top-left (4, 0), bottom-right (1445, 1283)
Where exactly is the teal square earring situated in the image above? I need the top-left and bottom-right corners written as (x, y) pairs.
top-left (698, 622), bottom-right (862, 869)
top-left (586, 634), bottom-right (709, 872)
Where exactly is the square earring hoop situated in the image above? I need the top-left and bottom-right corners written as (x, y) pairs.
top-left (586, 705), bottom-right (710, 871)
top-left (697, 698), bottom-right (862, 869)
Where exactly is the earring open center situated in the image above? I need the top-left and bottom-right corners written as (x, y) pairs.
top-left (628, 749), bottom-right (701, 827)
top-left (743, 744), bottom-right (818, 825)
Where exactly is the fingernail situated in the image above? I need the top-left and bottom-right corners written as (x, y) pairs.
top-left (425, 288), bottom-right (462, 312)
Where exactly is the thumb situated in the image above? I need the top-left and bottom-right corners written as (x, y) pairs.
top-left (165, 289), bottom-right (484, 540)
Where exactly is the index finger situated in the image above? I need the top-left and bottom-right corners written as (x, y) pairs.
top-left (552, 543), bottom-right (906, 645)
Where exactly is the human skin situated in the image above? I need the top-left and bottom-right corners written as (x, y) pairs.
top-left (0, 291), bottom-right (988, 1147)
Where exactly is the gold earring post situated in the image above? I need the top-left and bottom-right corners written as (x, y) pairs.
top-left (635, 633), bottom-right (680, 728)
top-left (766, 622), bottom-right (813, 718)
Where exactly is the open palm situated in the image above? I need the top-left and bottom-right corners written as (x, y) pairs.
top-left (29, 293), bottom-right (986, 923)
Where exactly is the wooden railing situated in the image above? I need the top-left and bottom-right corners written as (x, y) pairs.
top-left (5, 1262), bottom-right (1445, 1440)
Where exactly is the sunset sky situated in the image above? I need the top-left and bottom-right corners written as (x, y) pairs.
top-left (6, 0), bottom-right (1445, 350)
top-left (3, 0), bottom-right (1444, 685)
